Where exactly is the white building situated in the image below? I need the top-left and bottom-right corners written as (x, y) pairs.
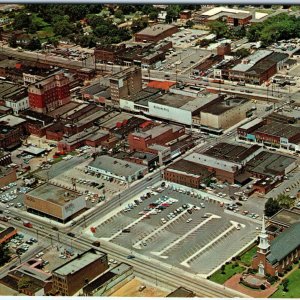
top-left (5, 96), bottom-right (29, 114)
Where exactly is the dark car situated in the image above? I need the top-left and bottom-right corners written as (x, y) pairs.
top-left (127, 255), bottom-right (135, 259)
top-left (67, 232), bottom-right (75, 237)
top-left (92, 241), bottom-right (101, 247)
top-left (122, 228), bottom-right (130, 233)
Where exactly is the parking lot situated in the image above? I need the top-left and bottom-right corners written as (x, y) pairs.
top-left (91, 182), bottom-right (258, 276)
top-left (46, 159), bottom-right (127, 202)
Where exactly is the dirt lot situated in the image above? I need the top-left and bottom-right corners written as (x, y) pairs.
top-left (111, 278), bottom-right (169, 297)
top-left (0, 283), bottom-right (24, 296)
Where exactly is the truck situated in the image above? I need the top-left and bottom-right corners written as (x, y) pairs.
top-left (23, 221), bottom-right (33, 228)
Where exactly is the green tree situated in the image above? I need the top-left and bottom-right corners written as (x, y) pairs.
top-left (53, 19), bottom-right (75, 36)
top-left (276, 194), bottom-right (295, 209)
top-left (17, 277), bottom-right (32, 290)
top-left (131, 18), bottom-right (148, 33)
top-left (186, 20), bottom-right (195, 28)
top-left (265, 198), bottom-right (281, 217)
top-left (165, 5), bottom-right (182, 23)
top-left (14, 12), bottom-right (32, 30)
top-left (234, 48), bottom-right (251, 58)
top-left (115, 9), bottom-right (124, 19)
top-left (208, 21), bottom-right (229, 39)
top-left (149, 11), bottom-right (158, 21)
top-left (282, 278), bottom-right (289, 292)
top-left (8, 35), bottom-right (17, 48)
top-left (27, 38), bottom-right (41, 50)
top-left (0, 244), bottom-right (10, 266)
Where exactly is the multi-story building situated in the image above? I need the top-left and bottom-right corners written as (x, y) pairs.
top-left (28, 73), bottom-right (71, 113)
top-left (52, 249), bottom-right (108, 296)
top-left (200, 96), bottom-right (252, 134)
top-left (109, 67), bottom-right (142, 105)
top-left (0, 151), bottom-right (12, 167)
top-left (24, 184), bottom-right (87, 223)
top-left (0, 166), bottom-right (17, 188)
top-left (135, 24), bottom-right (178, 43)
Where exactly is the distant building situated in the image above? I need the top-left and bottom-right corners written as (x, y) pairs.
top-left (179, 10), bottom-right (192, 20)
top-left (24, 184), bottom-right (87, 223)
top-left (109, 67), bottom-right (142, 106)
top-left (52, 249), bottom-right (108, 296)
top-left (135, 24), bottom-right (178, 43)
top-left (28, 73), bottom-right (71, 113)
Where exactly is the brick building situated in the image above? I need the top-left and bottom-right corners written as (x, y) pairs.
top-left (252, 217), bottom-right (300, 276)
top-left (179, 10), bottom-right (192, 20)
top-left (0, 151), bottom-right (12, 167)
top-left (164, 159), bottom-right (213, 188)
top-left (94, 44), bottom-right (126, 63)
top-left (28, 73), bottom-right (71, 113)
top-left (0, 226), bottom-right (17, 245)
top-left (110, 67), bottom-right (142, 106)
top-left (0, 115), bottom-right (26, 150)
top-left (52, 249), bottom-right (108, 296)
top-left (135, 24), bottom-right (178, 43)
top-left (128, 124), bottom-right (185, 152)
top-left (0, 167), bottom-right (17, 188)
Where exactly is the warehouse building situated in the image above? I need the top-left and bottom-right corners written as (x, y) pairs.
top-left (135, 24), bottom-right (178, 43)
top-left (87, 155), bottom-right (148, 182)
top-left (200, 96), bottom-right (252, 134)
top-left (164, 159), bottom-right (213, 188)
top-left (24, 184), bottom-right (87, 223)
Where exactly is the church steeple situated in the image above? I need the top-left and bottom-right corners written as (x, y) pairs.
top-left (258, 215), bottom-right (270, 253)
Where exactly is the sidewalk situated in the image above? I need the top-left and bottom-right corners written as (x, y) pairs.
top-left (224, 274), bottom-right (277, 298)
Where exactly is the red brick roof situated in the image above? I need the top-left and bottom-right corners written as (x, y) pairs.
top-left (147, 80), bottom-right (175, 91)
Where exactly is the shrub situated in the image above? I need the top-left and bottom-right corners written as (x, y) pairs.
top-left (226, 261), bottom-right (230, 265)
top-left (278, 272), bottom-right (284, 277)
top-left (260, 284), bottom-right (266, 290)
top-left (286, 265), bottom-right (292, 272)
top-left (235, 256), bottom-right (241, 261)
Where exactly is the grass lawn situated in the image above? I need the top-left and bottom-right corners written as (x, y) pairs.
top-left (240, 246), bottom-right (257, 267)
top-left (37, 26), bottom-right (54, 39)
top-left (210, 263), bottom-right (245, 284)
top-left (271, 268), bottom-right (300, 298)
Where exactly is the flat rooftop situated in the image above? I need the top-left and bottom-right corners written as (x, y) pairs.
top-left (27, 184), bottom-right (80, 206)
top-left (203, 143), bottom-right (261, 164)
top-left (0, 115), bottom-right (26, 127)
top-left (201, 97), bottom-right (249, 115)
top-left (246, 151), bottom-right (297, 177)
top-left (239, 118), bottom-right (263, 130)
top-left (133, 123), bottom-right (183, 139)
top-left (89, 155), bottom-right (148, 177)
top-left (151, 93), bottom-right (194, 109)
top-left (185, 153), bottom-right (242, 173)
top-left (254, 122), bottom-right (300, 140)
top-left (47, 102), bottom-right (80, 118)
top-left (271, 208), bottom-right (300, 227)
top-left (167, 159), bottom-right (213, 178)
top-left (101, 112), bottom-right (132, 130)
top-left (136, 24), bottom-right (177, 37)
top-left (54, 249), bottom-right (106, 276)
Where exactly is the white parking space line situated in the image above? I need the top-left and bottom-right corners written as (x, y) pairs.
top-left (132, 203), bottom-right (194, 250)
top-left (153, 214), bottom-right (220, 258)
top-left (180, 221), bottom-right (240, 268)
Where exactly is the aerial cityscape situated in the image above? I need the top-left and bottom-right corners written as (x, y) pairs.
top-left (0, 3), bottom-right (300, 297)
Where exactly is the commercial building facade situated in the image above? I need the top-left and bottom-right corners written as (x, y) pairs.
top-left (28, 73), bottom-right (71, 113)
top-left (24, 184), bottom-right (86, 223)
top-left (52, 249), bottom-right (108, 296)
